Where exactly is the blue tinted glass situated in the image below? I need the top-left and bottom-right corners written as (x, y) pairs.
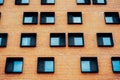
top-left (13, 61), bottom-right (23, 72)
top-left (0, 0), bottom-right (3, 4)
top-left (102, 37), bottom-right (111, 46)
top-left (45, 61), bottom-right (54, 72)
top-left (0, 38), bottom-right (2, 46)
top-left (81, 61), bottom-right (90, 72)
top-left (112, 60), bottom-right (120, 71)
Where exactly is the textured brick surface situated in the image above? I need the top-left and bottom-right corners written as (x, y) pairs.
top-left (0, 0), bottom-right (120, 80)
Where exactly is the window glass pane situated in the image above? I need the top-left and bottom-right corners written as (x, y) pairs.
top-left (102, 37), bottom-right (111, 45)
top-left (105, 17), bottom-right (113, 23)
top-left (74, 37), bottom-right (83, 46)
top-left (46, 17), bottom-right (54, 23)
top-left (81, 61), bottom-right (90, 72)
top-left (22, 37), bottom-right (31, 46)
top-left (24, 17), bottom-right (33, 23)
top-left (45, 61), bottom-right (54, 72)
top-left (47, 0), bottom-right (54, 3)
top-left (112, 61), bottom-right (120, 71)
top-left (73, 17), bottom-right (81, 23)
top-left (0, 37), bottom-right (2, 46)
top-left (13, 61), bottom-right (23, 72)
top-left (97, 0), bottom-right (104, 3)
top-left (77, 0), bottom-right (85, 3)
top-left (21, 0), bottom-right (29, 3)
top-left (0, 0), bottom-right (3, 3)
top-left (51, 37), bottom-right (59, 46)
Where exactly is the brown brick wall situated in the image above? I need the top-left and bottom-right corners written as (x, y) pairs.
top-left (0, 0), bottom-right (120, 80)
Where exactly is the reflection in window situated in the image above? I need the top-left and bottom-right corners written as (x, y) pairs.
top-left (47, 0), bottom-right (54, 3)
top-left (51, 37), bottom-right (60, 46)
top-left (73, 17), bottom-right (82, 23)
top-left (13, 61), bottom-right (23, 72)
top-left (105, 17), bottom-right (113, 23)
top-left (74, 37), bottom-right (83, 46)
top-left (102, 37), bottom-right (111, 46)
top-left (81, 61), bottom-right (90, 72)
top-left (22, 37), bottom-right (31, 46)
top-left (46, 17), bottom-right (54, 23)
top-left (45, 61), bottom-right (54, 72)
top-left (24, 17), bottom-right (33, 23)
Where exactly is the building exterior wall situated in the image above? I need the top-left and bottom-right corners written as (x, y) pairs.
top-left (0, 0), bottom-right (120, 80)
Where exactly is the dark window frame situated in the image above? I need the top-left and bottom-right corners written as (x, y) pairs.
top-left (40, 12), bottom-right (55, 24)
top-left (93, 0), bottom-right (107, 5)
top-left (80, 57), bottom-right (99, 73)
top-left (68, 33), bottom-right (84, 47)
top-left (23, 12), bottom-right (38, 24)
top-left (5, 57), bottom-right (23, 74)
top-left (20, 33), bottom-right (37, 47)
top-left (50, 33), bottom-right (66, 47)
top-left (0, 0), bottom-right (4, 5)
top-left (41, 0), bottom-right (55, 5)
top-left (0, 33), bottom-right (8, 47)
top-left (15, 0), bottom-right (30, 5)
top-left (97, 33), bottom-right (114, 47)
top-left (37, 57), bottom-right (55, 73)
top-left (76, 0), bottom-right (91, 5)
top-left (104, 12), bottom-right (120, 24)
top-left (67, 12), bottom-right (82, 24)
top-left (111, 57), bottom-right (120, 73)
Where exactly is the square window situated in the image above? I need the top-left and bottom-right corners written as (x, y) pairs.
top-left (50, 33), bottom-right (66, 47)
top-left (0, 0), bottom-right (4, 5)
top-left (68, 33), bottom-right (84, 47)
top-left (5, 58), bottom-right (23, 73)
top-left (23, 12), bottom-right (38, 24)
top-left (21, 0), bottom-right (29, 3)
top-left (93, 0), bottom-right (106, 4)
top-left (41, 0), bottom-right (55, 5)
top-left (74, 37), bottom-right (83, 46)
top-left (40, 12), bottom-right (55, 24)
top-left (44, 61), bottom-right (54, 72)
top-left (21, 37), bottom-right (31, 46)
top-left (20, 33), bottom-right (36, 47)
top-left (47, 0), bottom-right (54, 3)
top-left (105, 17), bottom-right (113, 23)
top-left (15, 0), bottom-right (29, 5)
top-left (81, 61), bottom-right (90, 72)
top-left (0, 33), bottom-right (8, 47)
top-left (97, 33), bottom-right (114, 47)
top-left (73, 17), bottom-right (82, 23)
top-left (67, 12), bottom-right (82, 24)
top-left (24, 17), bottom-right (33, 23)
top-left (97, 0), bottom-right (105, 3)
top-left (77, 0), bottom-right (91, 4)
top-left (111, 57), bottom-right (120, 73)
top-left (104, 12), bottom-right (120, 24)
top-left (81, 57), bottom-right (98, 73)
top-left (51, 37), bottom-right (60, 46)
top-left (46, 17), bottom-right (54, 23)
top-left (37, 57), bottom-right (54, 73)
top-left (102, 37), bottom-right (111, 45)
top-left (13, 61), bottom-right (23, 72)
